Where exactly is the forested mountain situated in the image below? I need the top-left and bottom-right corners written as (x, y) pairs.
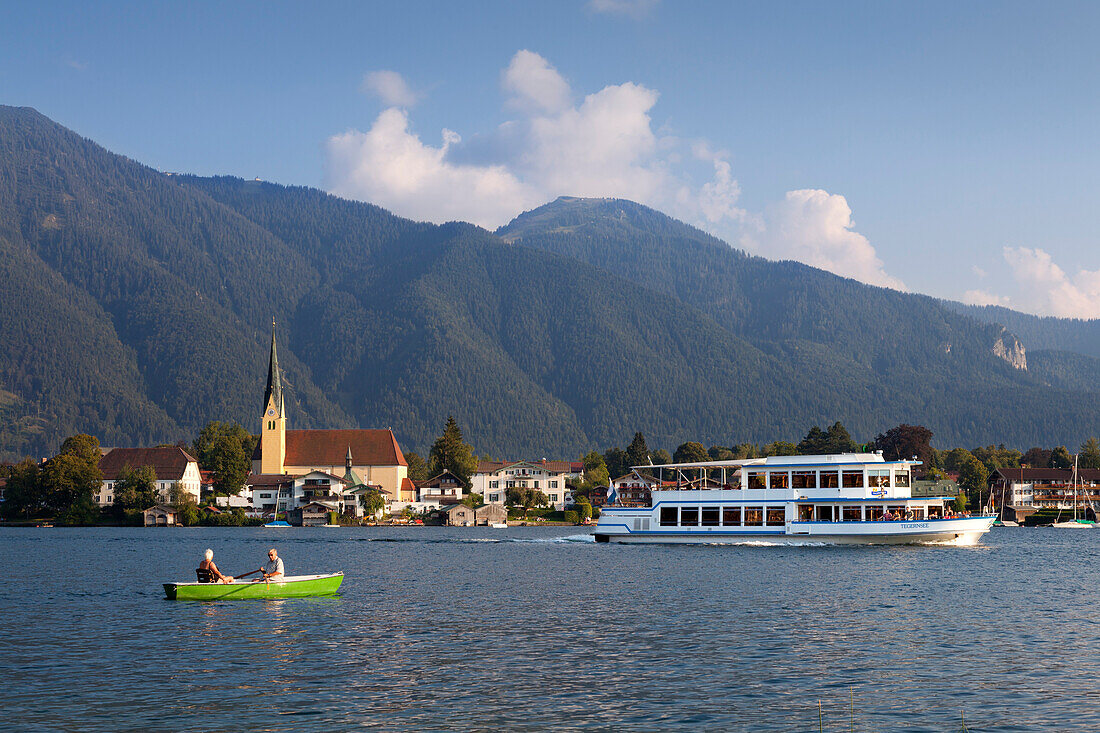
top-left (498, 197), bottom-right (1100, 447)
top-left (948, 302), bottom-right (1100, 360)
top-left (3, 106), bottom-right (1100, 460)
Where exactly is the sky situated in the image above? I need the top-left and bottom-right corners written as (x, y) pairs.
top-left (4, 0), bottom-right (1100, 317)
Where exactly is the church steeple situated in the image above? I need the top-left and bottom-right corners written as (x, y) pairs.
top-left (258, 319), bottom-right (288, 474)
top-left (263, 319), bottom-right (284, 417)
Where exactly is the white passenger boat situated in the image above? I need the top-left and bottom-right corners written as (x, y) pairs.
top-left (594, 453), bottom-right (995, 546)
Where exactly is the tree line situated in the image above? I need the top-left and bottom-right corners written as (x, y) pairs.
top-left (0, 421), bottom-right (259, 525)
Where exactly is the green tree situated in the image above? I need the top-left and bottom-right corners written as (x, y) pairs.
top-left (405, 451), bottom-right (430, 481)
top-left (532, 490), bottom-right (550, 508)
top-left (169, 482), bottom-right (201, 526)
top-left (428, 416), bottom-right (478, 488)
top-left (113, 465), bottom-right (159, 513)
top-left (603, 447), bottom-right (629, 480)
top-left (708, 445), bottom-right (735, 461)
top-left (575, 500), bottom-right (593, 522)
top-left (942, 448), bottom-right (976, 474)
top-left (1022, 447), bottom-right (1053, 468)
top-left (40, 434), bottom-right (103, 515)
top-left (192, 421), bottom-right (255, 496)
top-left (762, 441), bottom-right (798, 457)
top-left (956, 455), bottom-right (990, 509)
top-left (971, 445), bottom-right (1023, 474)
top-left (730, 443), bottom-right (760, 460)
top-left (359, 488), bottom-right (385, 519)
top-left (798, 422), bottom-right (859, 455)
top-left (626, 432), bottom-right (650, 467)
top-left (1080, 438), bottom-right (1100, 470)
top-left (461, 491), bottom-right (484, 510)
top-left (651, 449), bottom-right (672, 465)
top-left (581, 450), bottom-right (609, 487)
top-left (874, 424), bottom-right (934, 465)
top-left (0, 459), bottom-right (44, 519)
top-left (1048, 446), bottom-right (1073, 470)
top-left (673, 441), bottom-right (709, 464)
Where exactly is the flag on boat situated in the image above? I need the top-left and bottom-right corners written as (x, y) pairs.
top-left (606, 481), bottom-right (617, 505)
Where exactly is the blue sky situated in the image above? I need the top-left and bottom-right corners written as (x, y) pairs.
top-left (4, 1), bottom-right (1100, 316)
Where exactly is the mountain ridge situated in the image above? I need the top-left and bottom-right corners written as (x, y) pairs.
top-left (3, 105), bottom-right (1100, 459)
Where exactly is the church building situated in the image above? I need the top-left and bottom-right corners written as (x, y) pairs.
top-left (250, 326), bottom-right (414, 502)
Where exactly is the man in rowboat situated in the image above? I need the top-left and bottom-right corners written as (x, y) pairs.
top-left (257, 548), bottom-right (284, 581)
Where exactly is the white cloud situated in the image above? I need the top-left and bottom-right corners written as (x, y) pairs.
top-left (326, 50), bottom-right (746, 232)
top-left (361, 70), bottom-right (419, 107)
top-left (326, 52), bottom-right (901, 291)
top-left (327, 108), bottom-right (539, 226)
top-left (588, 0), bottom-right (659, 18)
top-left (997, 247), bottom-right (1100, 318)
top-left (502, 50), bottom-right (571, 114)
top-left (962, 289), bottom-right (1010, 307)
top-left (741, 189), bottom-right (906, 291)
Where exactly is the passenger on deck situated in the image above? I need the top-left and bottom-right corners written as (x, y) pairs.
top-left (258, 548), bottom-right (285, 581)
top-left (199, 549), bottom-right (233, 584)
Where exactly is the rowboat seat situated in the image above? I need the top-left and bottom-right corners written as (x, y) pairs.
top-left (195, 568), bottom-right (216, 583)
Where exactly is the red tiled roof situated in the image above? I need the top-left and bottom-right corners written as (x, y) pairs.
top-left (272, 429), bottom-right (407, 467)
top-left (994, 467), bottom-right (1100, 482)
top-left (246, 473), bottom-right (295, 488)
top-left (401, 477), bottom-right (415, 493)
top-left (99, 447), bottom-right (197, 481)
top-left (415, 471), bottom-right (463, 489)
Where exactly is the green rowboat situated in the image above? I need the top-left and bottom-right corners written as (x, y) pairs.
top-left (163, 572), bottom-right (343, 600)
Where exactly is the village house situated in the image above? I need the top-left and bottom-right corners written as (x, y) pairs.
top-left (246, 326), bottom-right (415, 515)
top-left (414, 470), bottom-right (466, 509)
top-left (96, 446), bottom-right (202, 507)
top-left (470, 459), bottom-right (581, 510)
top-left (989, 467), bottom-right (1100, 520)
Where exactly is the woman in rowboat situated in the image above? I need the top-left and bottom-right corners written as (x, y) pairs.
top-left (199, 549), bottom-right (234, 584)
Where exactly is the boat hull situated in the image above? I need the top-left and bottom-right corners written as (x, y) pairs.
top-left (163, 573), bottom-right (343, 600)
top-left (595, 516), bottom-right (995, 546)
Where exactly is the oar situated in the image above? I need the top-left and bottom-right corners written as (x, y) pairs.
top-left (235, 569), bottom-right (262, 581)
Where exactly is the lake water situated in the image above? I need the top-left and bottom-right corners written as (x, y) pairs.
top-left (2, 526), bottom-right (1099, 731)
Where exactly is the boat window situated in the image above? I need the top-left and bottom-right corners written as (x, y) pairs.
top-left (660, 507), bottom-right (678, 526)
top-left (868, 469), bottom-right (890, 488)
top-left (798, 505), bottom-right (814, 521)
top-left (744, 507), bottom-right (763, 526)
top-left (701, 507), bottom-right (720, 526)
top-left (843, 506), bottom-right (862, 522)
top-left (866, 505), bottom-right (883, 521)
top-left (820, 471), bottom-right (839, 489)
top-left (722, 507), bottom-right (741, 526)
top-left (747, 472), bottom-right (765, 490)
top-left (769, 471), bottom-right (789, 489)
top-left (766, 507), bottom-right (785, 526)
top-left (888, 505), bottom-right (905, 516)
top-left (912, 506), bottom-right (926, 520)
top-left (815, 505), bottom-right (834, 522)
top-left (842, 470), bottom-right (864, 488)
top-left (680, 507), bottom-right (699, 527)
top-left (928, 505), bottom-right (942, 519)
top-left (894, 471), bottom-right (911, 488)
top-left (792, 471), bottom-right (816, 489)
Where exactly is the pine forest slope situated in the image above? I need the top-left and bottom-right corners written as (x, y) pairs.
top-left (3, 106), bottom-right (1100, 459)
